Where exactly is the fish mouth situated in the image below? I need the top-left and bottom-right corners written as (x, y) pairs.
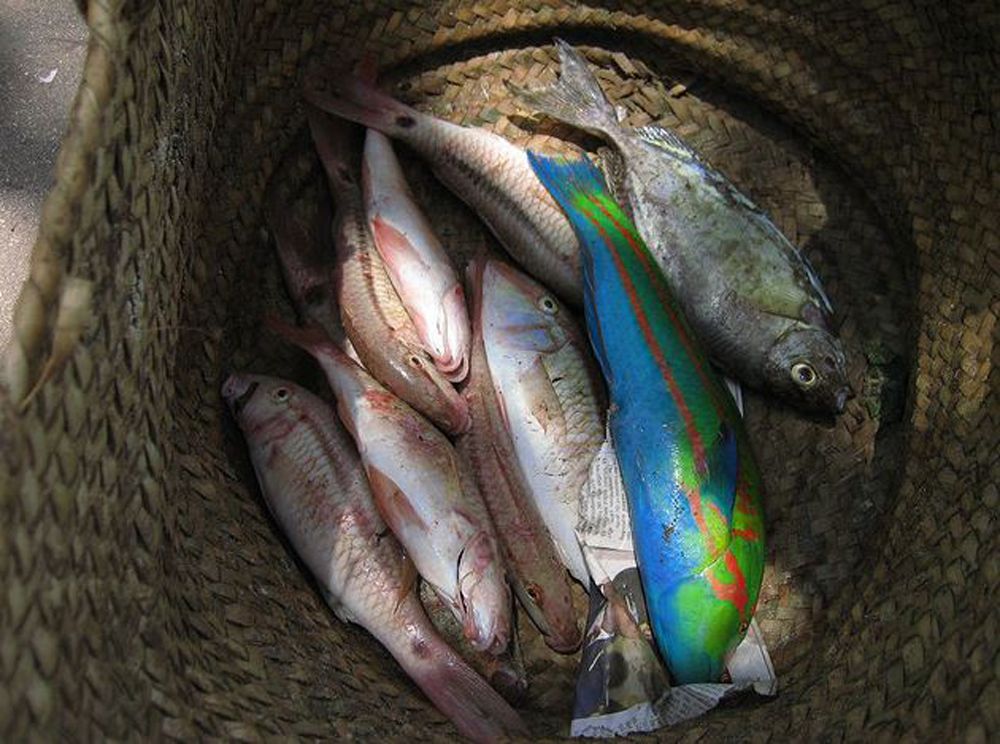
top-left (223, 375), bottom-right (260, 416)
top-left (833, 386), bottom-right (854, 414)
top-left (440, 353), bottom-right (469, 384)
top-left (545, 626), bottom-right (583, 654)
top-left (464, 614), bottom-right (509, 656)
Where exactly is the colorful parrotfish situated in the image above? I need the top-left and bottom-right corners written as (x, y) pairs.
top-left (527, 152), bottom-right (766, 684)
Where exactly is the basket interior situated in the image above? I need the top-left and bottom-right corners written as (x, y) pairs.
top-left (174, 37), bottom-right (916, 738)
top-left (4, 1), bottom-right (996, 740)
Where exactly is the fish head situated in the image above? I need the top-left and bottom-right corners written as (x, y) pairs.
top-left (765, 325), bottom-right (852, 414)
top-left (480, 259), bottom-right (569, 357)
top-left (457, 532), bottom-right (512, 654)
top-left (395, 350), bottom-right (471, 434)
top-left (652, 573), bottom-right (745, 684)
top-left (222, 373), bottom-right (305, 441)
top-left (511, 578), bottom-right (581, 653)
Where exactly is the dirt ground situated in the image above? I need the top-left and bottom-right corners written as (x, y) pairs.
top-left (0, 0), bottom-right (88, 351)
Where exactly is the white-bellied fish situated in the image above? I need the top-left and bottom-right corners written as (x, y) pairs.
top-left (478, 258), bottom-right (605, 586)
top-left (363, 129), bottom-right (471, 381)
top-left (457, 261), bottom-right (582, 654)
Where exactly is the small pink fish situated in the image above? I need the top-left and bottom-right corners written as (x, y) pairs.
top-left (364, 130), bottom-right (471, 382)
top-left (308, 108), bottom-right (469, 434)
top-left (270, 319), bottom-right (511, 655)
top-left (222, 373), bottom-right (526, 742)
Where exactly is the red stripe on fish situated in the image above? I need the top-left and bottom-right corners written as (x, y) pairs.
top-left (687, 488), bottom-right (712, 555)
top-left (706, 551), bottom-right (750, 620)
top-left (584, 194), bottom-right (729, 421)
top-left (574, 198), bottom-right (708, 471)
top-left (736, 482), bottom-right (759, 517)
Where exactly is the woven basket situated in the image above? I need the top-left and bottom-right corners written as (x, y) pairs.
top-left (2, 0), bottom-right (996, 739)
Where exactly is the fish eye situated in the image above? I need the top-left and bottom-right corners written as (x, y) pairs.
top-left (537, 296), bottom-right (558, 315)
top-left (271, 387), bottom-right (291, 403)
top-left (791, 362), bottom-right (817, 388)
top-left (525, 584), bottom-right (542, 602)
top-left (409, 355), bottom-right (423, 367)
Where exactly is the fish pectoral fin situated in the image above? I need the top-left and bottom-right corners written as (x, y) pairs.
top-left (395, 553), bottom-right (420, 613)
top-left (370, 215), bottom-right (427, 273)
top-left (366, 465), bottom-right (428, 560)
top-left (367, 466), bottom-right (429, 534)
top-left (700, 422), bottom-right (740, 528)
top-left (519, 357), bottom-right (564, 435)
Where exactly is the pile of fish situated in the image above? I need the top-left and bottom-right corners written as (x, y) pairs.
top-left (225, 40), bottom-right (850, 741)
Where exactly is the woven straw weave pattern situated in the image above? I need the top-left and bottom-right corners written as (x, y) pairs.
top-left (1, 0), bottom-right (996, 740)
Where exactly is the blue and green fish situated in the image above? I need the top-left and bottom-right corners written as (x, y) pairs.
top-left (528, 152), bottom-right (766, 684)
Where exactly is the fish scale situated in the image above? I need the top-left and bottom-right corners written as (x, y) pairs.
top-left (528, 152), bottom-right (765, 685)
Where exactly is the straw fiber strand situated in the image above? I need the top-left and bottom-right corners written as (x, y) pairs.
top-left (1, 0), bottom-right (996, 740)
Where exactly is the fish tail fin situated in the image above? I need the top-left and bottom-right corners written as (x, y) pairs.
top-left (526, 152), bottom-right (613, 244)
top-left (400, 634), bottom-right (528, 742)
top-left (266, 316), bottom-right (352, 366)
top-left (304, 69), bottom-right (423, 139)
top-left (510, 39), bottom-right (623, 143)
top-left (306, 106), bottom-right (361, 192)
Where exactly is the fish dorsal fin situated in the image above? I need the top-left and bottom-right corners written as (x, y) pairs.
top-left (634, 125), bottom-right (705, 165)
top-left (635, 125), bottom-right (764, 212)
top-left (321, 587), bottom-right (358, 624)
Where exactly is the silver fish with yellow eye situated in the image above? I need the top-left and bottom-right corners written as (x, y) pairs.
top-left (512, 40), bottom-right (852, 414)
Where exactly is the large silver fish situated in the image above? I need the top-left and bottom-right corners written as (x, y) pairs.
top-left (308, 109), bottom-right (470, 434)
top-left (457, 261), bottom-right (582, 654)
top-left (363, 129), bottom-right (471, 382)
top-left (271, 320), bottom-right (511, 655)
top-left (305, 71), bottom-right (583, 305)
top-left (479, 259), bottom-right (605, 586)
top-left (222, 373), bottom-right (526, 742)
top-left (513, 40), bottom-right (851, 414)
